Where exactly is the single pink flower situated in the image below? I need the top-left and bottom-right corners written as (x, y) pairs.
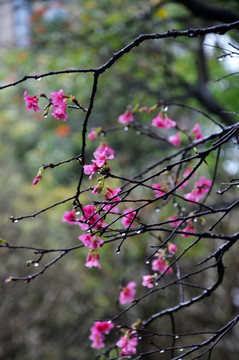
top-left (184, 190), bottom-right (199, 203)
top-left (181, 224), bottom-right (195, 238)
top-left (194, 176), bottom-right (212, 198)
top-left (92, 321), bottom-right (114, 334)
top-left (152, 254), bottom-right (173, 274)
top-left (152, 113), bottom-right (176, 129)
top-left (83, 163), bottom-right (99, 180)
top-left (62, 210), bottom-right (77, 225)
top-left (167, 216), bottom-right (182, 227)
top-left (96, 143), bottom-right (115, 156)
top-left (118, 110), bottom-right (134, 125)
top-left (119, 281), bottom-right (137, 304)
top-left (142, 274), bottom-right (157, 288)
top-left (51, 101), bottom-right (68, 121)
top-left (89, 320), bottom-right (114, 349)
top-left (117, 332), bottom-right (138, 356)
top-left (184, 176), bottom-right (212, 203)
top-left (152, 183), bottom-right (168, 197)
top-left (24, 91), bottom-right (41, 113)
top-left (93, 148), bottom-right (114, 168)
top-left (85, 250), bottom-right (101, 269)
top-left (168, 243), bottom-right (178, 254)
top-left (88, 128), bottom-right (98, 141)
top-left (121, 207), bottom-right (136, 228)
top-left (191, 123), bottom-right (203, 140)
top-left (78, 233), bottom-right (103, 249)
top-left (179, 167), bottom-right (195, 189)
top-left (105, 187), bottom-right (121, 200)
top-left (50, 89), bottom-right (68, 106)
top-left (168, 132), bottom-right (181, 146)
top-left (89, 332), bottom-right (105, 349)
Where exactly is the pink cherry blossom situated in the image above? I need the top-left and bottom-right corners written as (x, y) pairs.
top-left (152, 254), bottom-right (173, 274)
top-left (62, 210), bottom-right (77, 225)
top-left (102, 187), bottom-right (121, 212)
top-left (85, 250), bottom-right (101, 269)
top-left (78, 233), bottom-right (103, 249)
top-left (105, 187), bottom-right (121, 200)
top-left (152, 183), bottom-right (168, 197)
top-left (89, 331), bottom-right (105, 349)
top-left (93, 321), bottom-right (114, 334)
top-left (194, 176), bottom-right (212, 197)
top-left (50, 89), bottom-right (68, 106)
top-left (95, 143), bottom-right (115, 156)
top-left (179, 167), bottom-right (195, 189)
top-left (184, 190), bottom-right (199, 203)
top-left (142, 274), bottom-right (157, 288)
top-left (191, 123), bottom-right (203, 140)
top-left (168, 216), bottom-right (182, 227)
top-left (83, 163), bottom-right (99, 180)
top-left (50, 89), bottom-right (68, 121)
top-left (184, 176), bottom-right (212, 203)
top-left (79, 204), bottom-right (106, 230)
top-left (117, 332), bottom-right (138, 356)
top-left (118, 110), bottom-right (134, 125)
top-left (168, 243), bottom-right (178, 254)
top-left (89, 321), bottom-right (114, 349)
top-left (119, 281), bottom-right (137, 304)
top-left (88, 128), bottom-right (98, 141)
top-left (51, 101), bottom-right (67, 121)
top-left (121, 207), bottom-right (136, 228)
top-left (24, 91), bottom-right (41, 113)
top-left (93, 148), bottom-right (114, 168)
top-left (168, 133), bottom-right (181, 146)
top-left (181, 223), bottom-right (195, 238)
top-left (152, 113), bottom-right (176, 129)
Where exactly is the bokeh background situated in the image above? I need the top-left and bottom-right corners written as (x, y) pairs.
top-left (0, 1), bottom-right (239, 359)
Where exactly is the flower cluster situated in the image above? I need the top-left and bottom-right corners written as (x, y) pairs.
top-left (61, 204), bottom-right (106, 269)
top-left (84, 143), bottom-right (114, 180)
top-left (50, 89), bottom-right (69, 121)
top-left (24, 89), bottom-right (70, 121)
top-left (142, 246), bottom-right (177, 289)
top-left (116, 331), bottom-right (138, 357)
top-left (89, 321), bottom-right (114, 349)
top-left (168, 214), bottom-right (196, 238)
